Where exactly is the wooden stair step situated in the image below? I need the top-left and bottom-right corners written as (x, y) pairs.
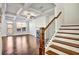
top-left (52, 42), bottom-right (79, 53)
top-left (60, 27), bottom-right (79, 29)
top-left (46, 47), bottom-right (68, 55)
top-left (58, 30), bottom-right (79, 34)
top-left (53, 40), bottom-right (79, 48)
top-left (49, 44), bottom-right (79, 55)
top-left (55, 35), bottom-right (79, 41)
top-left (60, 28), bottom-right (79, 30)
top-left (61, 25), bottom-right (79, 27)
top-left (58, 32), bottom-right (79, 35)
top-left (54, 37), bottom-right (79, 44)
top-left (56, 33), bottom-right (79, 38)
top-left (46, 50), bottom-right (58, 55)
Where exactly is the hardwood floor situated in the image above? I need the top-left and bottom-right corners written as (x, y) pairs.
top-left (2, 34), bottom-right (39, 55)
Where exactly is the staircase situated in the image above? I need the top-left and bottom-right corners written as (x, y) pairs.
top-left (46, 25), bottom-right (79, 55)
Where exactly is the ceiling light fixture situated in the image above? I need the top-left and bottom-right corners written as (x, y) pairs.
top-left (21, 10), bottom-right (40, 19)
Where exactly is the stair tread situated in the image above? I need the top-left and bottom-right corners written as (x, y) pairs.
top-left (60, 25), bottom-right (79, 30)
top-left (49, 44), bottom-right (79, 55)
top-left (56, 33), bottom-right (79, 40)
top-left (53, 40), bottom-right (79, 48)
top-left (61, 25), bottom-right (79, 27)
top-left (58, 32), bottom-right (79, 35)
top-left (60, 28), bottom-right (79, 30)
top-left (54, 37), bottom-right (79, 44)
top-left (60, 27), bottom-right (79, 29)
top-left (47, 47), bottom-right (68, 55)
top-left (52, 42), bottom-right (79, 53)
top-left (55, 35), bottom-right (79, 41)
top-left (46, 24), bottom-right (79, 55)
top-left (46, 50), bottom-right (58, 55)
top-left (58, 30), bottom-right (79, 33)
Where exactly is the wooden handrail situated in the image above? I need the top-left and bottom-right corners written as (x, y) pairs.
top-left (44, 12), bottom-right (62, 31)
top-left (39, 11), bottom-right (62, 55)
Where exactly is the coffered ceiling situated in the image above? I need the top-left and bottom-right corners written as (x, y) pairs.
top-left (1, 3), bottom-right (55, 21)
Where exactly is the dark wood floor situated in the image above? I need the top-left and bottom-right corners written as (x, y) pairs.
top-left (2, 34), bottom-right (39, 55)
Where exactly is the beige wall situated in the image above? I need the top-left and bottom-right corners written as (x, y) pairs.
top-left (64, 3), bottom-right (79, 25)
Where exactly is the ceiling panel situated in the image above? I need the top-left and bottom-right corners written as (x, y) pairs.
top-left (30, 3), bottom-right (55, 12)
top-left (6, 3), bottom-right (24, 14)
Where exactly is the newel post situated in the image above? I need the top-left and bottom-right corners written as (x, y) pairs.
top-left (39, 27), bottom-right (45, 55)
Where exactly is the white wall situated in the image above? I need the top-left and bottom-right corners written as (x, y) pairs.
top-left (29, 16), bottom-right (46, 37)
top-left (1, 14), bottom-right (7, 36)
top-left (29, 20), bottom-right (36, 36)
top-left (64, 3), bottom-right (79, 25)
top-left (55, 3), bottom-right (79, 26)
top-left (33, 16), bottom-right (46, 28)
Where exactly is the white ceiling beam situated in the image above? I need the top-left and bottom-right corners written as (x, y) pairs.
top-left (16, 8), bottom-right (23, 15)
top-left (5, 11), bottom-right (27, 18)
top-left (4, 4), bottom-right (27, 21)
top-left (13, 7), bottom-right (23, 20)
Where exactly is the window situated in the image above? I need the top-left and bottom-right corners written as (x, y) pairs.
top-left (21, 23), bottom-right (26, 31)
top-left (16, 22), bottom-right (22, 32)
top-left (7, 21), bottom-right (13, 34)
top-left (16, 22), bottom-right (26, 32)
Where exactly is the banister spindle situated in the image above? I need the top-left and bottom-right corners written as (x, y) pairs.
top-left (39, 27), bottom-right (45, 55)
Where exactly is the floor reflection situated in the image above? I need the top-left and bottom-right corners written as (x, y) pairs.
top-left (6, 37), bottom-right (13, 54)
top-left (2, 34), bottom-right (39, 55)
